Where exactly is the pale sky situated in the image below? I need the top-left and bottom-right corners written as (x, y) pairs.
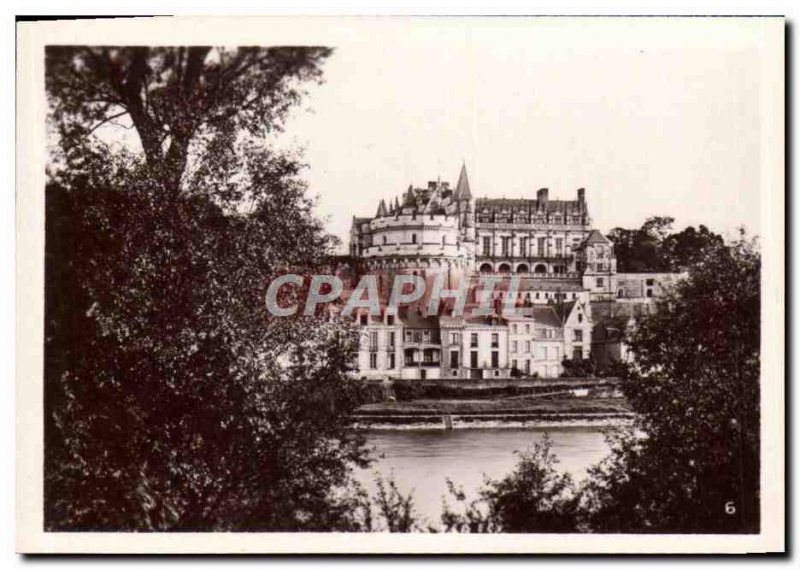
top-left (271, 18), bottom-right (769, 251)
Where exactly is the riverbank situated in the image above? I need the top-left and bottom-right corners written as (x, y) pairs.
top-left (352, 396), bottom-right (633, 430)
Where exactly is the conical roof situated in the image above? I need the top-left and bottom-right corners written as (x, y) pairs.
top-left (454, 163), bottom-right (472, 200)
top-left (376, 198), bottom-right (387, 217)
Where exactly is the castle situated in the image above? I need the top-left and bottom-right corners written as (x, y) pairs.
top-left (348, 165), bottom-right (682, 380)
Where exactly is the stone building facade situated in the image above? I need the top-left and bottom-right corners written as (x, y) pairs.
top-left (348, 165), bottom-right (682, 379)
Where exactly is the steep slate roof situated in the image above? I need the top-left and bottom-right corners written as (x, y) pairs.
top-left (516, 279), bottom-right (585, 292)
top-left (584, 229), bottom-right (611, 245)
top-left (529, 305), bottom-right (564, 328)
top-left (553, 300), bottom-right (578, 323)
top-left (475, 198), bottom-right (582, 213)
top-left (376, 199), bottom-right (387, 217)
top-left (453, 164), bottom-right (472, 200)
top-left (351, 216), bottom-right (371, 230)
top-left (399, 310), bottom-right (440, 329)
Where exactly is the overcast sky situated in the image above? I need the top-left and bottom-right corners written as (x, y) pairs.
top-left (270, 18), bottom-right (768, 251)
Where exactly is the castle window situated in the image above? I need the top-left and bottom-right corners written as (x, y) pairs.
top-left (482, 236), bottom-right (491, 256)
top-left (412, 234), bottom-right (417, 244)
top-left (501, 236), bottom-right (511, 256)
top-left (382, 235), bottom-right (387, 245)
top-left (369, 353), bottom-right (378, 369)
top-left (596, 277), bottom-right (604, 287)
top-left (442, 235), bottom-right (446, 246)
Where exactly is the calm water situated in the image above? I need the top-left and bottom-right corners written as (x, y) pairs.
top-left (355, 427), bottom-right (611, 525)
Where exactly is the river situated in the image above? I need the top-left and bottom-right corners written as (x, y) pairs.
top-left (355, 427), bottom-right (611, 525)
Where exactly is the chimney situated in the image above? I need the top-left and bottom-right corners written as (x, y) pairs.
top-left (577, 188), bottom-right (585, 203)
top-left (428, 181), bottom-right (437, 190)
top-left (537, 187), bottom-right (549, 203)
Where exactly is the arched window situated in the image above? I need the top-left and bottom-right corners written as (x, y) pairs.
top-left (498, 263), bottom-right (511, 273)
top-left (479, 263), bottom-right (493, 273)
top-left (534, 264), bottom-right (547, 274)
top-left (516, 263), bottom-right (529, 274)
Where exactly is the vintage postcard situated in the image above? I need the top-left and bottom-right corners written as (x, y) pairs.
top-left (16, 16), bottom-right (784, 553)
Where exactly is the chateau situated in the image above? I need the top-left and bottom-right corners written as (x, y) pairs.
top-left (348, 165), bottom-right (682, 380)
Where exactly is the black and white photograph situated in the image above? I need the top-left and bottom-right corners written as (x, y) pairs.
top-left (14, 14), bottom-right (784, 554)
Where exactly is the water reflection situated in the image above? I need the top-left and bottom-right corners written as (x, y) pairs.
top-left (355, 427), bottom-right (611, 525)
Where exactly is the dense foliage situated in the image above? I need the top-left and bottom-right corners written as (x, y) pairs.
top-left (45, 46), bottom-right (373, 531)
top-left (379, 235), bottom-right (761, 534)
top-left (607, 216), bottom-right (724, 272)
top-left (441, 436), bottom-right (579, 533)
top-left (581, 235), bottom-right (760, 533)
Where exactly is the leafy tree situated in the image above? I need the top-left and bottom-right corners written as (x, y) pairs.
top-left (46, 46), bottom-right (331, 195)
top-left (607, 216), bottom-right (673, 272)
top-left (662, 225), bottom-right (725, 269)
top-left (441, 436), bottom-right (579, 533)
top-left (44, 46), bottom-right (372, 531)
top-left (580, 235), bottom-right (760, 533)
top-left (607, 216), bottom-right (724, 273)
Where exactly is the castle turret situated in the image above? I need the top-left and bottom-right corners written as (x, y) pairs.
top-left (376, 198), bottom-right (387, 217)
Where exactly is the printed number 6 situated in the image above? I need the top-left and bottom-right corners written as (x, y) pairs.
top-left (725, 501), bottom-right (736, 515)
